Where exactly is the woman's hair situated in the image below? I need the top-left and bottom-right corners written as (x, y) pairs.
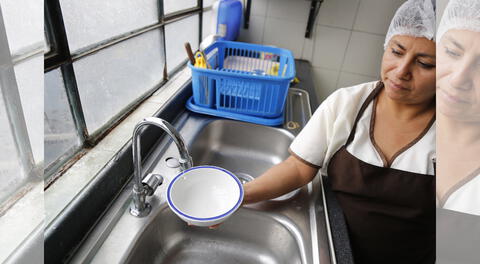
top-left (384, 0), bottom-right (436, 49)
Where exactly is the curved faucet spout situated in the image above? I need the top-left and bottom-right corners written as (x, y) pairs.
top-left (130, 117), bottom-right (193, 217)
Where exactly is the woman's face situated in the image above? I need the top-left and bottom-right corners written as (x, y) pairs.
top-left (437, 29), bottom-right (480, 123)
top-left (381, 35), bottom-right (436, 105)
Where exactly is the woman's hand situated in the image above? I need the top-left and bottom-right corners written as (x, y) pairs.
top-left (242, 155), bottom-right (319, 204)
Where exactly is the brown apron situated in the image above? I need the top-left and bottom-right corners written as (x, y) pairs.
top-left (327, 84), bottom-right (435, 264)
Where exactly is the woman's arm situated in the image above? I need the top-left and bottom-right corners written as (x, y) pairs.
top-left (243, 155), bottom-right (319, 204)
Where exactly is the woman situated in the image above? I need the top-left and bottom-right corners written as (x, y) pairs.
top-left (436, 0), bottom-right (480, 262)
top-left (243, 0), bottom-right (436, 263)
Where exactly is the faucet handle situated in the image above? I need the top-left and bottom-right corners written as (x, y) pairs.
top-left (142, 173), bottom-right (164, 196)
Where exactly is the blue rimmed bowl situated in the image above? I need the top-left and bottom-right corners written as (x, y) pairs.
top-left (167, 166), bottom-right (244, 227)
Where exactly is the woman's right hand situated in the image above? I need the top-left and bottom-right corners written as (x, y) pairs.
top-left (240, 155), bottom-right (319, 204)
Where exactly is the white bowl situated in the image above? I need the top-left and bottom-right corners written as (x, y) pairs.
top-left (167, 166), bottom-right (244, 227)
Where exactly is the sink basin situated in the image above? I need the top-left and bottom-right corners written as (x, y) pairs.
top-left (189, 120), bottom-right (300, 201)
top-left (124, 206), bottom-right (304, 264)
top-left (189, 120), bottom-right (294, 180)
top-left (71, 90), bottom-right (333, 264)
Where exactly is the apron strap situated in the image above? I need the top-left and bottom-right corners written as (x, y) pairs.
top-left (345, 81), bottom-right (383, 146)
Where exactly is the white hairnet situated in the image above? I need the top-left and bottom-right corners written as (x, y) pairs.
top-left (384, 0), bottom-right (436, 49)
top-left (437, 0), bottom-right (480, 42)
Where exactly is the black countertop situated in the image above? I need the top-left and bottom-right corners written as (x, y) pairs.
top-left (294, 59), bottom-right (319, 110)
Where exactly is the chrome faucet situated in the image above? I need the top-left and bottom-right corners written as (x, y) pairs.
top-left (130, 117), bottom-right (193, 217)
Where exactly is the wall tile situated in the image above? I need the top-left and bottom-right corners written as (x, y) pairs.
top-left (317, 0), bottom-right (360, 30)
top-left (312, 67), bottom-right (340, 102)
top-left (337, 71), bottom-right (378, 88)
top-left (353, 0), bottom-right (405, 35)
top-left (342, 31), bottom-right (385, 77)
top-left (302, 23), bottom-right (316, 60)
top-left (252, 0), bottom-right (269, 16)
top-left (238, 15), bottom-right (265, 44)
top-left (267, 0), bottom-right (310, 24)
top-left (312, 25), bottom-right (351, 70)
top-left (263, 17), bottom-right (305, 58)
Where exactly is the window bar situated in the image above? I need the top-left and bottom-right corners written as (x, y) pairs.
top-left (12, 43), bottom-right (46, 65)
top-left (159, 0), bottom-right (168, 79)
top-left (71, 23), bottom-right (164, 62)
top-left (61, 64), bottom-right (88, 144)
top-left (44, 0), bottom-right (71, 71)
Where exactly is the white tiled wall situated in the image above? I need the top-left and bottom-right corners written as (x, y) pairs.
top-left (342, 31), bottom-right (385, 77)
top-left (238, 0), bottom-right (406, 102)
top-left (353, 0), bottom-right (405, 35)
top-left (263, 17), bottom-right (306, 57)
top-left (312, 26), bottom-right (350, 70)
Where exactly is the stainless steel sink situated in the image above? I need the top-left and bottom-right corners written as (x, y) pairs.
top-left (124, 206), bottom-right (305, 264)
top-left (70, 89), bottom-right (334, 264)
top-left (189, 120), bottom-right (294, 179)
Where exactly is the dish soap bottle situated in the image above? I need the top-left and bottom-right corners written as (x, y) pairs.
top-left (213, 0), bottom-right (242, 41)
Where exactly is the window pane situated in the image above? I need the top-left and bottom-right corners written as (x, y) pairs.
top-left (203, 0), bottom-right (216, 8)
top-left (0, 0), bottom-right (44, 55)
top-left (202, 9), bottom-right (215, 40)
top-left (0, 85), bottom-right (27, 204)
top-left (165, 15), bottom-right (199, 72)
top-left (74, 29), bottom-right (165, 134)
top-left (44, 68), bottom-right (81, 168)
top-left (59, 0), bottom-right (159, 53)
top-left (164, 0), bottom-right (197, 15)
top-left (14, 54), bottom-right (43, 165)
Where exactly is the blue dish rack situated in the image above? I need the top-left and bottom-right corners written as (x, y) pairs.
top-left (186, 40), bottom-right (295, 126)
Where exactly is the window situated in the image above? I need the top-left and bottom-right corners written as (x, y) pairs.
top-left (0, 0), bottom-right (44, 207)
top-left (44, 68), bottom-right (80, 167)
top-left (59, 0), bottom-right (160, 54)
top-left (165, 14), bottom-right (199, 72)
top-left (164, 0), bottom-right (197, 15)
top-left (0, 85), bottom-right (29, 205)
top-left (202, 3), bottom-right (215, 41)
top-left (43, 1), bottom-right (203, 179)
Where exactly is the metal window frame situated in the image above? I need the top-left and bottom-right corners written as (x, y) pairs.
top-left (43, 0), bottom-right (204, 179)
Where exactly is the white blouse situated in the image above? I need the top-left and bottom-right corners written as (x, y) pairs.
top-left (289, 81), bottom-right (436, 176)
top-left (441, 169), bottom-right (480, 216)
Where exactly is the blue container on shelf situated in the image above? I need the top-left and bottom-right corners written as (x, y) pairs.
top-left (216, 0), bottom-right (242, 41)
top-left (187, 40), bottom-right (295, 125)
